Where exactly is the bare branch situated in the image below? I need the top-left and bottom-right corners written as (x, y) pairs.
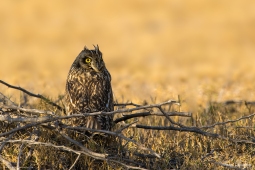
top-left (108, 159), bottom-right (148, 170)
top-left (0, 110), bottom-right (190, 125)
top-left (135, 124), bottom-right (222, 138)
top-left (17, 143), bottom-right (24, 170)
top-left (4, 140), bottom-right (81, 154)
top-left (68, 154), bottom-right (81, 170)
top-left (0, 80), bottom-right (64, 112)
top-left (0, 101), bottom-right (183, 137)
top-left (0, 117), bottom-right (58, 137)
top-left (114, 111), bottom-right (191, 124)
top-left (135, 124), bottom-right (255, 145)
top-left (0, 92), bottom-right (17, 107)
top-left (207, 160), bottom-right (252, 169)
top-left (0, 115), bottom-right (53, 123)
top-left (0, 133), bottom-right (15, 152)
top-left (158, 106), bottom-right (185, 127)
top-left (3, 139), bottom-right (147, 170)
top-left (201, 113), bottom-right (255, 129)
top-left (115, 120), bottom-right (139, 133)
top-left (114, 112), bottom-right (150, 123)
top-left (2, 105), bottom-right (55, 115)
top-left (114, 102), bottom-right (142, 107)
top-left (59, 131), bottom-right (107, 159)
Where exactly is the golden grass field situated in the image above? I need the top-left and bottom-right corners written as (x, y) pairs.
top-left (1, 0), bottom-right (255, 169)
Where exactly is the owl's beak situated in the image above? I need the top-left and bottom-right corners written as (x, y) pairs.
top-left (91, 64), bottom-right (100, 72)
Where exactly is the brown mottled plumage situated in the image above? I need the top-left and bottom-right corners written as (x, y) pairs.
top-left (65, 45), bottom-right (113, 131)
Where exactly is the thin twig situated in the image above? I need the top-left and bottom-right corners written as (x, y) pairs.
top-left (0, 133), bottom-right (15, 152)
top-left (114, 111), bottom-right (191, 124)
top-left (114, 102), bottom-right (141, 107)
top-left (136, 124), bottom-right (255, 145)
top-left (3, 140), bottom-right (81, 154)
top-left (2, 105), bottom-right (55, 115)
top-left (0, 80), bottom-right (64, 112)
top-left (0, 92), bottom-right (17, 107)
top-left (4, 139), bottom-right (146, 169)
top-left (114, 112), bottom-right (150, 123)
top-left (136, 124), bottom-right (222, 138)
top-left (0, 115), bottom-right (52, 123)
top-left (17, 143), bottom-right (24, 170)
top-left (109, 157), bottom-right (146, 168)
top-left (201, 113), bottom-right (255, 129)
top-left (115, 120), bottom-right (139, 133)
top-left (158, 106), bottom-right (185, 127)
top-left (207, 160), bottom-right (251, 169)
top-left (68, 153), bottom-right (81, 170)
top-left (59, 131), bottom-right (108, 159)
top-left (0, 117), bottom-right (59, 137)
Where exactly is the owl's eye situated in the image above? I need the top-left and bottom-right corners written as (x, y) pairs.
top-left (85, 58), bottom-right (91, 63)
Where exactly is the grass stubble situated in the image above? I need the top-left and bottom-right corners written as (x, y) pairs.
top-left (0, 87), bottom-right (255, 169)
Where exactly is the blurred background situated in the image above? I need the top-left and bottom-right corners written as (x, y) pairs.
top-left (1, 0), bottom-right (255, 110)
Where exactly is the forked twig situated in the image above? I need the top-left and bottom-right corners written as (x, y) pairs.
top-left (68, 154), bottom-right (81, 170)
top-left (0, 80), bottom-right (64, 112)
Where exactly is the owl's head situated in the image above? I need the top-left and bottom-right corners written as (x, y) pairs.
top-left (74, 45), bottom-right (105, 72)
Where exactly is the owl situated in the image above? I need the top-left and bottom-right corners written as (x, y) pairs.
top-left (65, 45), bottom-right (114, 131)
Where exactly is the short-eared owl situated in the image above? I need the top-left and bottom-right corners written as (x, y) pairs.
top-left (65, 45), bottom-right (113, 131)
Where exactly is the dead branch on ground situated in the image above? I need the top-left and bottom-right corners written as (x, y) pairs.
top-left (1, 80), bottom-right (255, 169)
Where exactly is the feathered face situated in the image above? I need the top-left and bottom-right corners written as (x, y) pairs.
top-left (75, 45), bottom-right (105, 73)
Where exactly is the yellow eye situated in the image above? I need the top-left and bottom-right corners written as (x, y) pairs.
top-left (85, 58), bottom-right (91, 63)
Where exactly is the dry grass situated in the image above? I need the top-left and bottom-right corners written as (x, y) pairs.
top-left (1, 0), bottom-right (255, 169)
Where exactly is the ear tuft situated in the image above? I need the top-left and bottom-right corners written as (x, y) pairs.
top-left (84, 46), bottom-right (89, 50)
top-left (93, 44), bottom-right (100, 54)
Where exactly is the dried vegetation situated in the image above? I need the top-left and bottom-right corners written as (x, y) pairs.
top-left (0, 80), bottom-right (255, 169)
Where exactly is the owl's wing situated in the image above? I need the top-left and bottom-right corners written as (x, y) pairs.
top-left (105, 87), bottom-right (114, 111)
top-left (102, 71), bottom-right (114, 112)
top-left (65, 79), bottom-right (81, 114)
